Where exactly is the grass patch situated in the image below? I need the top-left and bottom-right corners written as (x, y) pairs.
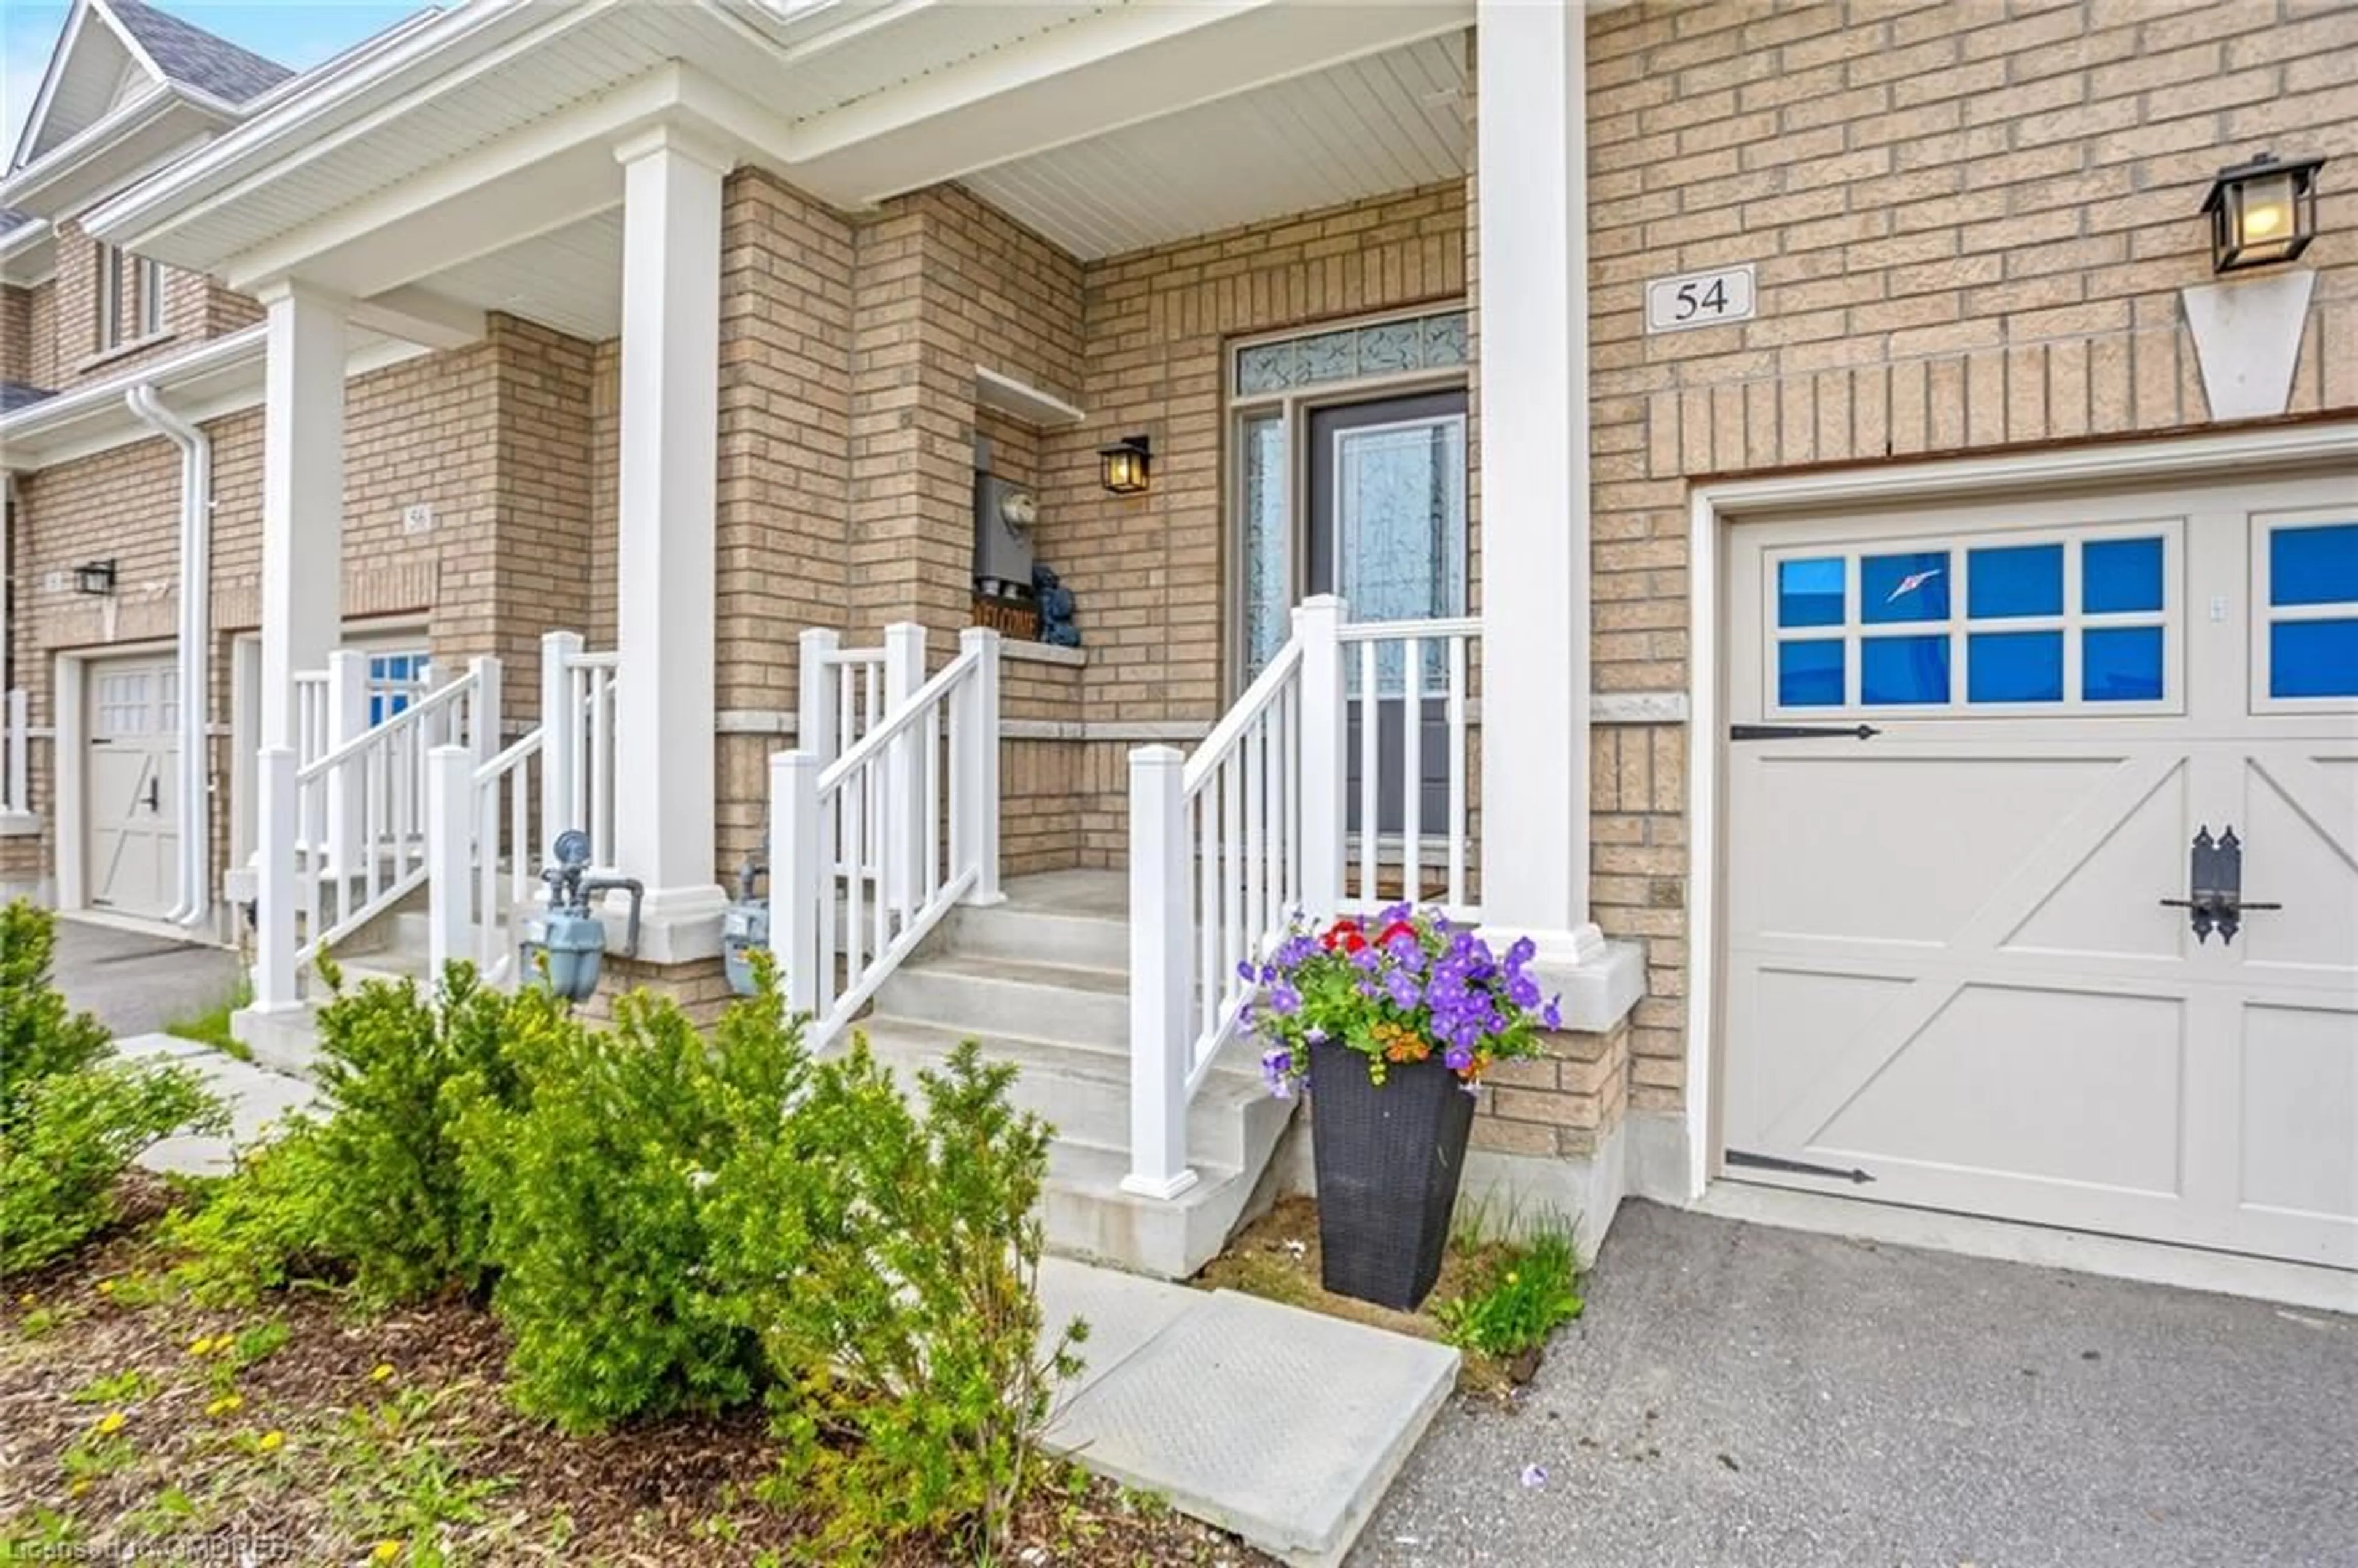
top-left (163, 976), bottom-right (252, 1062)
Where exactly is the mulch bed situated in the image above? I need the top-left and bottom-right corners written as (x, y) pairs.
top-left (1193, 1195), bottom-right (1533, 1399)
top-left (2, 1177), bottom-right (1273, 1566)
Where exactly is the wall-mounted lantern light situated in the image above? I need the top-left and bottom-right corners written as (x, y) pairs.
top-left (2202, 151), bottom-right (2325, 274)
top-left (1097, 434), bottom-right (1151, 496)
top-left (72, 559), bottom-right (117, 596)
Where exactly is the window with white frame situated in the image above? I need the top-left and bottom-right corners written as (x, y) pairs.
top-left (2254, 516), bottom-right (2358, 706)
top-left (1766, 519), bottom-right (2181, 715)
top-left (94, 243), bottom-right (125, 351)
top-left (135, 255), bottom-right (164, 339)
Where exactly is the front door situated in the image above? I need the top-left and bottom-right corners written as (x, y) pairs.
top-left (1305, 390), bottom-right (1468, 838)
top-left (87, 656), bottom-right (178, 918)
top-left (1721, 473), bottom-right (2358, 1272)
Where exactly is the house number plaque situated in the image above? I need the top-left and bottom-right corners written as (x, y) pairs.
top-left (1644, 263), bottom-right (1756, 334)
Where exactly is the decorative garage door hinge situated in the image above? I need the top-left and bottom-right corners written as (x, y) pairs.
top-left (1725, 1149), bottom-right (1876, 1184)
top-left (1727, 723), bottom-right (1880, 741)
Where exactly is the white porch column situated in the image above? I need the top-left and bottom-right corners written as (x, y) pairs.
top-left (1474, 2), bottom-right (1638, 1023)
top-left (610, 125), bottom-right (731, 955)
top-left (257, 281), bottom-right (348, 752)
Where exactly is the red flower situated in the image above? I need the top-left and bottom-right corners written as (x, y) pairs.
top-left (1373, 919), bottom-right (1418, 949)
top-left (1321, 917), bottom-right (1365, 953)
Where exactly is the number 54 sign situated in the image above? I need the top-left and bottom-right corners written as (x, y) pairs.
top-left (1644, 264), bottom-right (1756, 334)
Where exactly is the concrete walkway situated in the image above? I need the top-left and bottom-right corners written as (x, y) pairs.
top-left (116, 1033), bottom-right (320, 1176)
top-left (1353, 1200), bottom-right (2357, 1568)
top-left (1038, 1257), bottom-right (1458, 1568)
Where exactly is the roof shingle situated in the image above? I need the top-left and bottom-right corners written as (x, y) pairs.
top-left (107, 0), bottom-right (293, 105)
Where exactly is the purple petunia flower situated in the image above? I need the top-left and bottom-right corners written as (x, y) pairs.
top-left (1507, 935), bottom-right (1538, 968)
top-left (1261, 1047), bottom-right (1296, 1098)
top-left (1508, 973), bottom-right (1543, 1010)
top-left (1444, 1044), bottom-right (1474, 1072)
top-left (1542, 997), bottom-right (1563, 1031)
top-left (1385, 971), bottom-right (1422, 1011)
top-left (1267, 982), bottom-right (1302, 1016)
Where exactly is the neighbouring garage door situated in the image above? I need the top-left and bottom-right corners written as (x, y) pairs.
top-left (1722, 471), bottom-right (2357, 1273)
top-left (87, 654), bottom-right (179, 920)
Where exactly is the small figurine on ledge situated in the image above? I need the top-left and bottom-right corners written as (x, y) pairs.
top-left (1034, 563), bottom-right (1080, 648)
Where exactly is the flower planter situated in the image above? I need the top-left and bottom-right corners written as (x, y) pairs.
top-left (1308, 1036), bottom-right (1476, 1311)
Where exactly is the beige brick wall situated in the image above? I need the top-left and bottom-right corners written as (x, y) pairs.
top-left (1578, 0), bottom-right (2358, 1132)
top-left (24, 220), bottom-right (267, 392)
top-left (0, 284), bottom-right (31, 386)
top-left (3, 316), bottom-right (602, 896)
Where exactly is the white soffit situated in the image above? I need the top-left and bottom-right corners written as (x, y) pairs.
top-left (430, 208), bottom-right (626, 343)
top-left (958, 33), bottom-right (1468, 260)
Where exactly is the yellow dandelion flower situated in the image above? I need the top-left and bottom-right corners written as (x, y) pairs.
top-left (14, 1292), bottom-right (32, 1308)
top-left (257, 1430), bottom-right (286, 1454)
top-left (96, 1279), bottom-right (115, 1295)
top-left (96, 1410), bottom-right (127, 1435)
top-left (372, 1540), bottom-right (402, 1563)
top-left (205, 1394), bottom-right (244, 1418)
top-left (1506, 1272), bottom-right (1520, 1286)
top-left (189, 1335), bottom-right (216, 1356)
top-left (368, 1363), bottom-right (395, 1383)
top-left (69, 1477), bottom-right (93, 1497)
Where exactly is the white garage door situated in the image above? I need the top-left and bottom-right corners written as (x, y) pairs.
top-left (87, 656), bottom-right (179, 920)
top-left (1722, 472), bottom-right (2357, 1273)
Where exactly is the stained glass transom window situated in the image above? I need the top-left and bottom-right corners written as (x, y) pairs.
top-left (1234, 311), bottom-right (1471, 398)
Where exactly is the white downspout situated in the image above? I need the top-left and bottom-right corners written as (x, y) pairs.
top-left (126, 384), bottom-right (213, 930)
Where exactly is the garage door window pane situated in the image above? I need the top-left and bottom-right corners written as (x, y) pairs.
top-left (1862, 552), bottom-right (1950, 623)
top-left (1778, 640), bottom-right (1845, 707)
top-left (1967, 544), bottom-right (2062, 619)
top-left (1967, 631), bottom-right (2063, 702)
top-left (2269, 522), bottom-right (2358, 608)
top-left (1862, 634), bottom-right (1950, 704)
top-left (2082, 538), bottom-right (2163, 613)
top-left (1778, 557), bottom-right (1845, 627)
top-left (2082, 626), bottom-right (2163, 701)
top-left (2270, 619), bottom-right (2358, 698)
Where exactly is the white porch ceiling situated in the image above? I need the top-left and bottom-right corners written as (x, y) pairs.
top-left (431, 208), bottom-right (624, 343)
top-left (960, 33), bottom-right (1468, 260)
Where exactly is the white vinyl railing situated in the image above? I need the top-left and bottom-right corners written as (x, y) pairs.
top-left (254, 651), bottom-right (500, 1009)
top-left (1124, 594), bottom-right (1482, 1197)
top-left (771, 626), bottom-right (1001, 1049)
top-left (2, 689), bottom-right (30, 817)
top-left (539, 634), bottom-right (618, 872)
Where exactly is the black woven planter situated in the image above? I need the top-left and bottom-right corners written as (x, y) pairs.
top-left (1308, 1037), bottom-right (1476, 1311)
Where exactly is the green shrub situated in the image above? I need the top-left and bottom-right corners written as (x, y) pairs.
top-left (739, 1038), bottom-right (1083, 1563)
top-left (456, 979), bottom-right (814, 1432)
top-left (1436, 1224), bottom-right (1584, 1359)
top-left (165, 961), bottom-right (537, 1305)
top-left (0, 901), bottom-right (222, 1274)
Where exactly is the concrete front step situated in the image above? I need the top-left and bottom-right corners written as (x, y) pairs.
top-left (857, 1016), bottom-right (1277, 1174)
top-left (873, 952), bottom-right (1132, 1049)
top-left (937, 897), bottom-right (1131, 972)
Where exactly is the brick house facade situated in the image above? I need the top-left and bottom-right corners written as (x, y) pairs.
top-left (5, 0), bottom-right (2352, 1279)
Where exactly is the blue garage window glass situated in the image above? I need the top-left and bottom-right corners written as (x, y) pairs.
top-left (2082, 537), bottom-right (2163, 614)
top-left (1861, 551), bottom-right (1950, 624)
top-left (1861, 634), bottom-right (1950, 705)
top-left (2082, 626), bottom-right (2163, 701)
top-left (1778, 640), bottom-right (1845, 707)
top-left (1967, 631), bottom-right (2063, 702)
top-left (2269, 523), bottom-right (2358, 608)
top-left (1967, 544), bottom-right (2062, 619)
top-left (2270, 619), bottom-right (2358, 698)
top-left (1778, 557), bottom-right (1845, 627)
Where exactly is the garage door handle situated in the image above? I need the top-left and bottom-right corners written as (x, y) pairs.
top-left (1729, 723), bottom-right (1880, 742)
top-left (2161, 825), bottom-right (2279, 945)
top-left (143, 777), bottom-right (160, 813)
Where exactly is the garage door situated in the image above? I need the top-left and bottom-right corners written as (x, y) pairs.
top-left (87, 656), bottom-right (179, 919)
top-left (1722, 472), bottom-right (2357, 1273)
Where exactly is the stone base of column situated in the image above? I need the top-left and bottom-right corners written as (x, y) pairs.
top-left (602, 882), bottom-right (729, 964)
top-left (1522, 928), bottom-right (1647, 1036)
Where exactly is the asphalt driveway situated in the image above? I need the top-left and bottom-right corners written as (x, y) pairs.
top-left (1354, 1200), bottom-right (2356, 1568)
top-left (44, 917), bottom-right (242, 1038)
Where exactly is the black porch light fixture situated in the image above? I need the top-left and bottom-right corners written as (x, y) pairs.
top-left (1097, 434), bottom-right (1151, 496)
top-left (72, 558), bottom-right (117, 596)
top-left (2201, 150), bottom-right (2325, 274)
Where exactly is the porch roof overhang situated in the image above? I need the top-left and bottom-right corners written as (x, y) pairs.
top-left (79, 0), bottom-right (1472, 339)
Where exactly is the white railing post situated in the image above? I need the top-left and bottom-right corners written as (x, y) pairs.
top-left (254, 745), bottom-right (299, 1010)
top-left (769, 750), bottom-right (822, 1019)
top-left (539, 631), bottom-right (580, 864)
top-left (797, 628), bottom-right (839, 762)
top-left (322, 648), bottom-right (367, 878)
top-left (468, 655), bottom-right (502, 775)
top-left (883, 623), bottom-right (926, 915)
top-left (1123, 745), bottom-right (1197, 1198)
top-left (1294, 595), bottom-right (1347, 918)
top-left (425, 743), bottom-right (473, 984)
top-left (953, 627), bottom-right (1004, 906)
top-left (4, 689), bottom-right (27, 812)
top-left (962, 627), bottom-right (1003, 905)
